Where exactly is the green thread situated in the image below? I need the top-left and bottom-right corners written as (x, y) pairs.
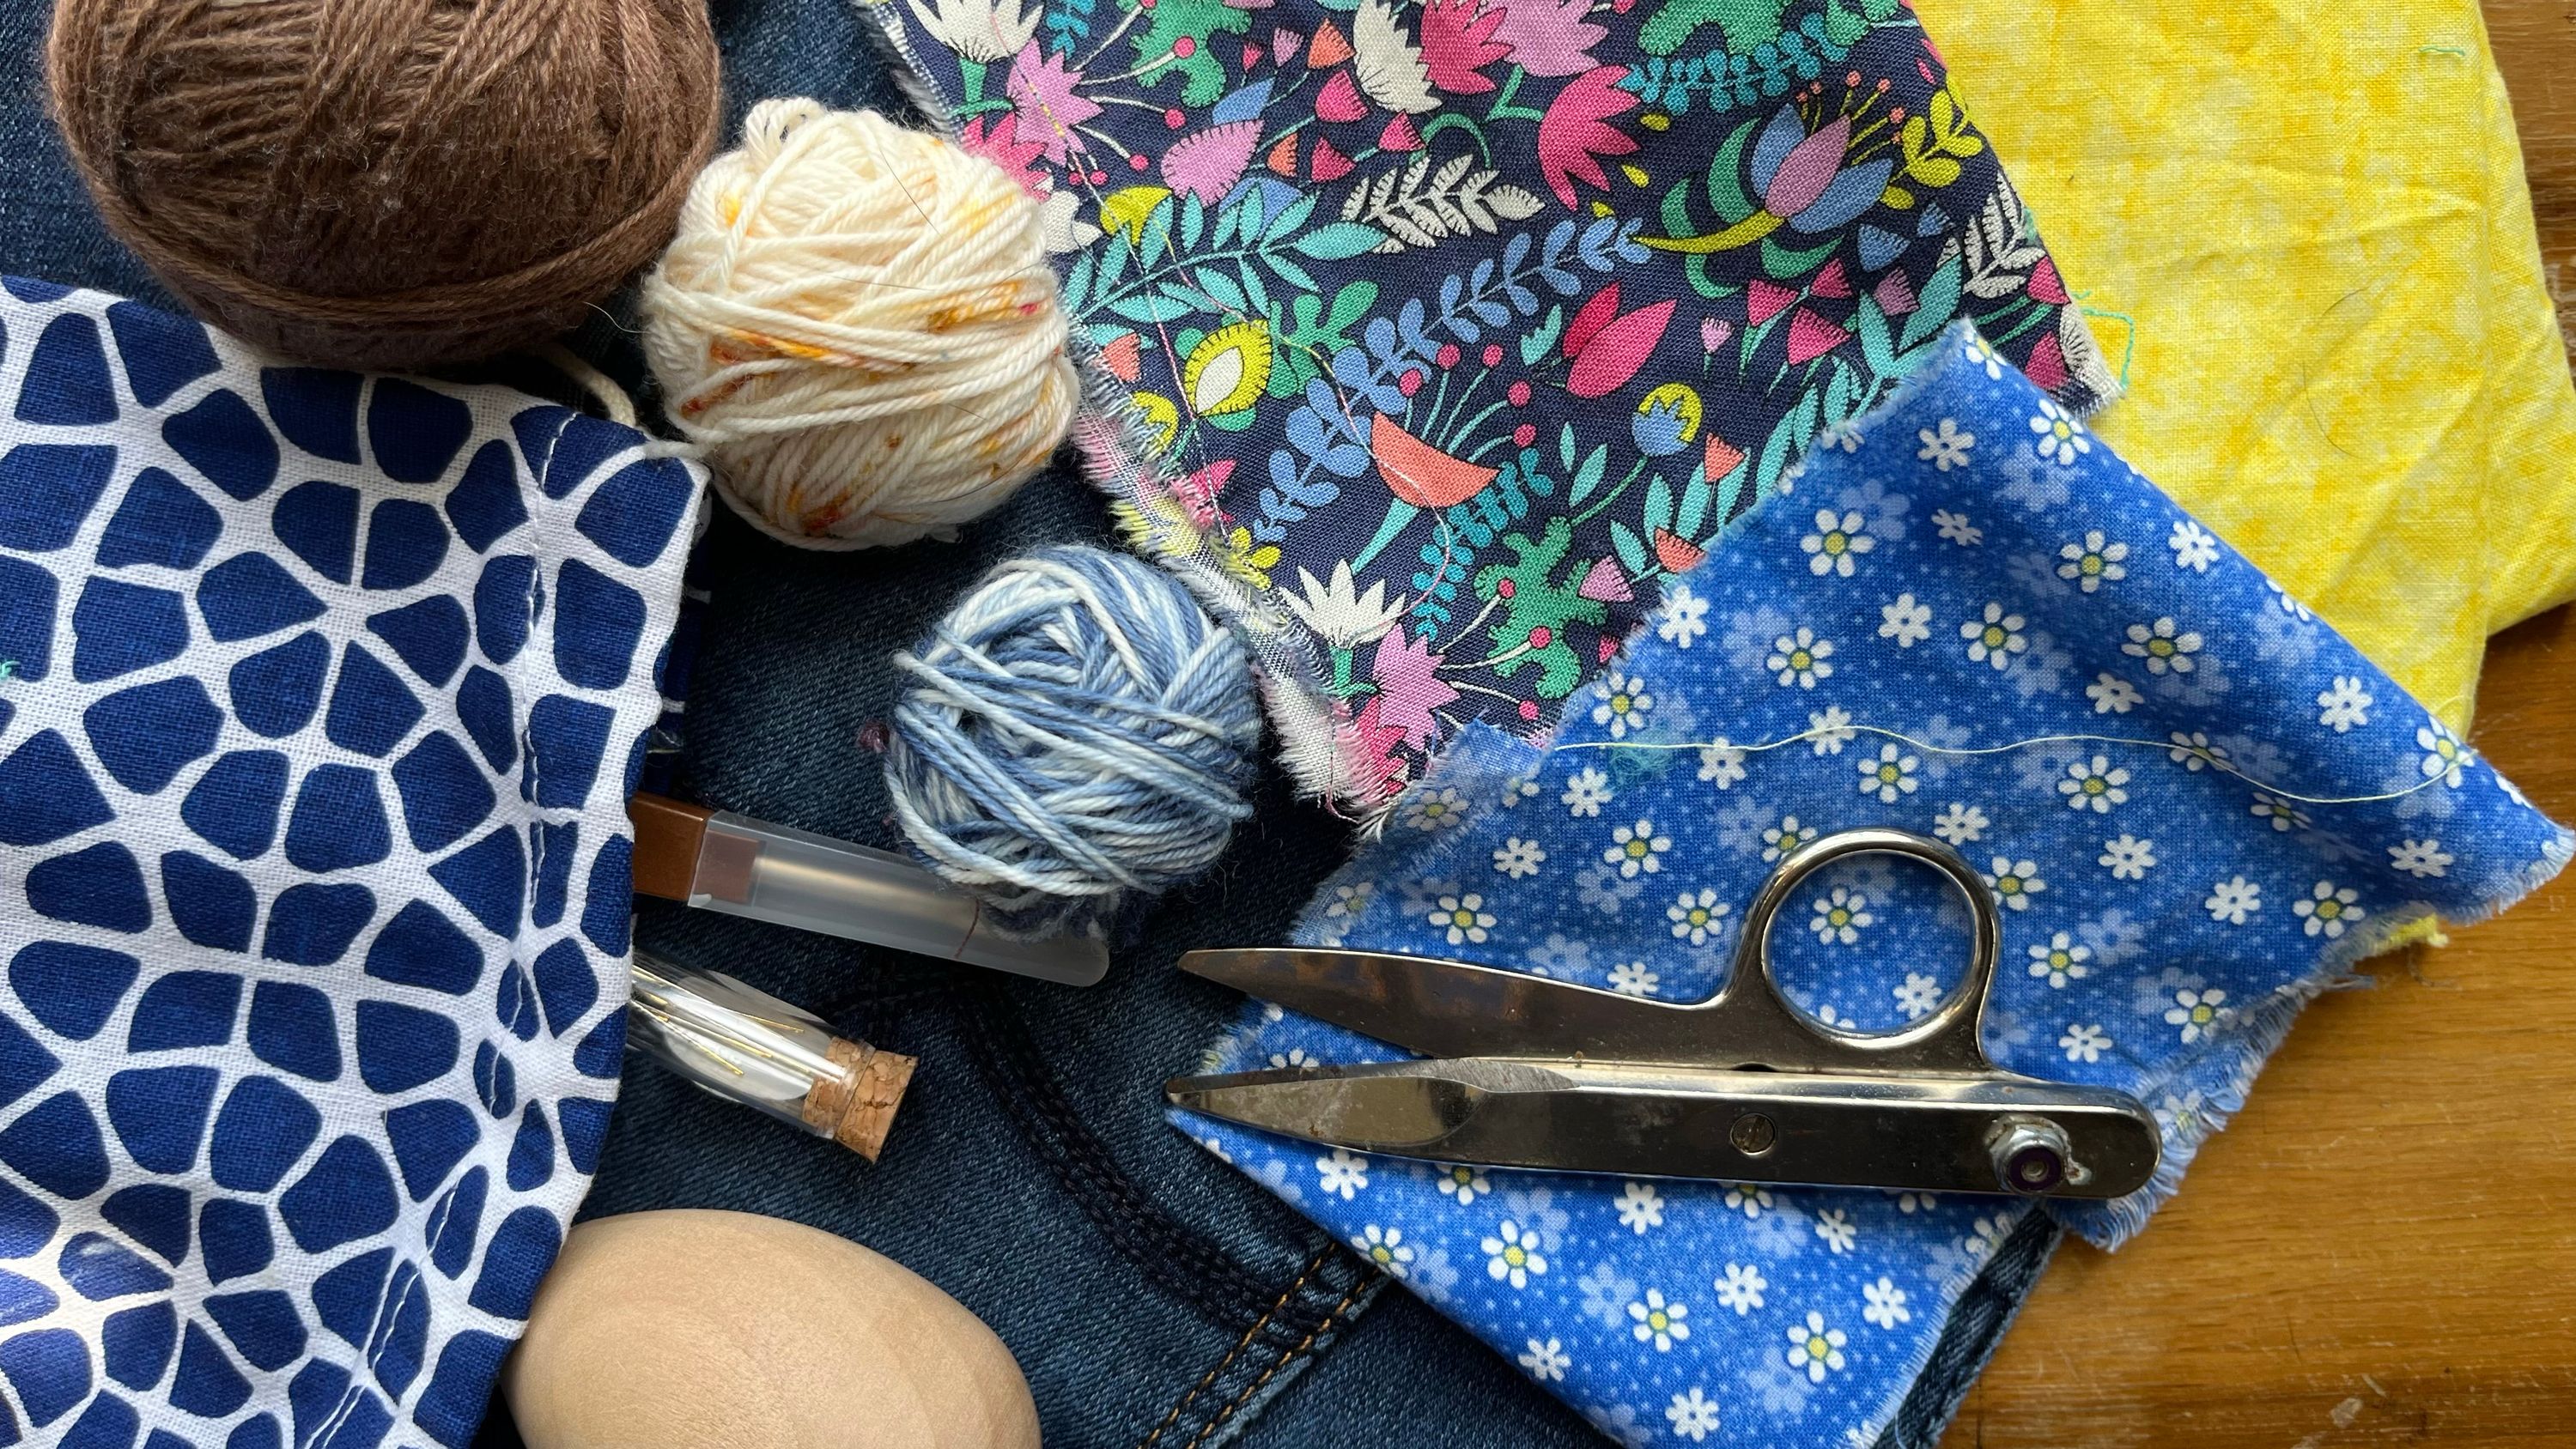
top-left (2073, 291), bottom-right (2138, 390)
top-left (2418, 45), bottom-right (2470, 58)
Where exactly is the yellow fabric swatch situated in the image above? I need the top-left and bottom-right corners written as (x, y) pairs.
top-left (1917, 0), bottom-right (2576, 729)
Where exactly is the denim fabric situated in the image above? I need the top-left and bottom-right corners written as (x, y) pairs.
top-left (0, 1), bottom-right (2038, 1442)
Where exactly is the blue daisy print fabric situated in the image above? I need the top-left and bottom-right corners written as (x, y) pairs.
top-left (0, 280), bottom-right (704, 1446)
top-left (1173, 323), bottom-right (2568, 1446)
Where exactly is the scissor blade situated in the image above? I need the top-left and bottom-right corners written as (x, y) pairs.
top-left (1168, 1059), bottom-right (2160, 1197)
top-left (1180, 947), bottom-right (1722, 1062)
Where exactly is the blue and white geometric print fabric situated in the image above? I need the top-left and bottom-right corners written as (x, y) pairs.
top-left (1174, 324), bottom-right (2570, 1447)
top-left (0, 278), bottom-right (706, 1448)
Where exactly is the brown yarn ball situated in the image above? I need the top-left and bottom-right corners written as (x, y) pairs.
top-left (46, 0), bottom-right (722, 371)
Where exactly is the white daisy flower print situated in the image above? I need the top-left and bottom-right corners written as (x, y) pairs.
top-left (2167, 731), bottom-right (2227, 770)
top-left (2122, 615), bottom-right (2202, 674)
top-left (1814, 1208), bottom-right (1857, 1253)
top-left (1666, 1388), bottom-right (1722, 1442)
top-left (1698, 739), bottom-right (1747, 786)
top-left (1517, 1337), bottom-right (1570, 1382)
top-left (1593, 670), bottom-right (1655, 737)
top-left (1879, 592), bottom-right (1932, 647)
top-left (1893, 971), bottom-right (1942, 1020)
top-left (2057, 530), bottom-right (2129, 591)
top-left (1862, 1276), bottom-right (1912, 1329)
top-left (1960, 602), bottom-right (2028, 669)
top-left (1615, 1181), bottom-right (1665, 1234)
top-left (2026, 931), bottom-right (2092, 987)
top-left (2204, 875), bottom-right (2262, 924)
top-left (1917, 417), bottom-right (1975, 470)
top-left (1317, 1149), bottom-right (1370, 1198)
top-left (1607, 961), bottom-right (1661, 997)
top-left (2267, 579), bottom-right (2314, 621)
top-left (2059, 1022), bottom-right (2111, 1064)
top-left (1932, 507), bottom-right (1984, 545)
top-left (1604, 817), bottom-right (1671, 878)
top-left (1981, 856), bottom-right (2046, 910)
top-left (2029, 399), bottom-right (2093, 464)
top-left (1352, 1224), bottom-right (1413, 1277)
top-left (1931, 802), bottom-right (1989, 846)
top-left (2085, 670), bottom-right (2142, 714)
top-left (2099, 834), bottom-right (2158, 878)
top-left (1324, 881), bottom-right (1376, 920)
top-left (2417, 722), bottom-right (2473, 788)
top-left (1657, 582), bottom-right (1710, 647)
top-left (2250, 793), bottom-right (2311, 833)
top-left (1268, 1047), bottom-right (1314, 1069)
top-left (2169, 518), bottom-right (2220, 572)
top-left (1629, 1289), bottom-right (1691, 1351)
top-left (1435, 1165), bottom-right (1490, 1204)
top-left (1492, 837), bottom-right (1546, 878)
top-left (1801, 508), bottom-right (1876, 577)
top-left (1715, 1263), bottom-right (1767, 1313)
top-left (1786, 1311), bottom-right (1849, 1381)
top-left (1483, 1220), bottom-right (1548, 1288)
top-left (1668, 890), bottom-right (1730, 946)
top-left (1807, 705), bottom-right (1856, 754)
top-left (1767, 627), bottom-right (1835, 688)
top-left (2316, 676), bottom-right (2373, 732)
top-left (1761, 814), bottom-right (1818, 862)
top-left (1810, 887), bottom-right (1873, 945)
top-left (1429, 893), bottom-right (1496, 945)
top-left (1722, 1182), bottom-right (1773, 1217)
top-left (2059, 755), bottom-right (2130, 813)
top-left (2165, 986), bottom-right (2230, 1044)
top-left (1963, 332), bottom-right (2004, 376)
top-left (1401, 785), bottom-right (1468, 832)
top-left (2389, 839), bottom-right (2452, 878)
top-left (2293, 879), bottom-right (2364, 938)
top-left (1856, 743), bottom-right (1919, 803)
top-left (1561, 766), bottom-right (1612, 816)
top-left (1498, 773), bottom-right (1540, 807)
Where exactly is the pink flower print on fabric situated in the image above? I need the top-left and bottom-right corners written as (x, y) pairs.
top-left (872, 0), bottom-right (2121, 810)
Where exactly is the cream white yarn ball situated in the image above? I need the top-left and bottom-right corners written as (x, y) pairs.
top-left (641, 100), bottom-right (1078, 549)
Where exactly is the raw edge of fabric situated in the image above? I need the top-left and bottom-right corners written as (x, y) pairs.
top-left (854, 1), bottom-right (1366, 809)
top-left (2061, 819), bottom-right (2573, 1244)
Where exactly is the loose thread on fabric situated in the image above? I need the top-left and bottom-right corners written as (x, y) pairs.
top-left (1557, 724), bottom-right (2451, 808)
top-left (2074, 296), bottom-right (2138, 390)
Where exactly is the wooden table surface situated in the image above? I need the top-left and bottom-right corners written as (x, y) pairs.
top-left (1941, 5), bottom-right (2576, 1444)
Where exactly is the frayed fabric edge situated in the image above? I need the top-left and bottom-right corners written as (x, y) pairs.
top-left (850, 0), bottom-right (1367, 809)
top-left (2057, 822), bottom-right (2576, 1248)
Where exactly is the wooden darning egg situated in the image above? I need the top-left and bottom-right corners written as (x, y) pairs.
top-left (504, 1210), bottom-right (1040, 1448)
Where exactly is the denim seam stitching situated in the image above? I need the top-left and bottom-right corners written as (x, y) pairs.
top-left (958, 981), bottom-right (1335, 1331)
top-left (1182, 1261), bottom-right (1378, 1449)
top-left (1140, 1246), bottom-right (1332, 1449)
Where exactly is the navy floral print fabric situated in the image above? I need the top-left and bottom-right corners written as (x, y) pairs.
top-left (870, 0), bottom-right (2118, 809)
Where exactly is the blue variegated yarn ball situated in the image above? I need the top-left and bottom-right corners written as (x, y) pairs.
top-left (885, 546), bottom-right (1262, 939)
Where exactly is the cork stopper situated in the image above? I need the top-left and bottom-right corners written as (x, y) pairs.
top-left (801, 1036), bottom-right (917, 1161)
